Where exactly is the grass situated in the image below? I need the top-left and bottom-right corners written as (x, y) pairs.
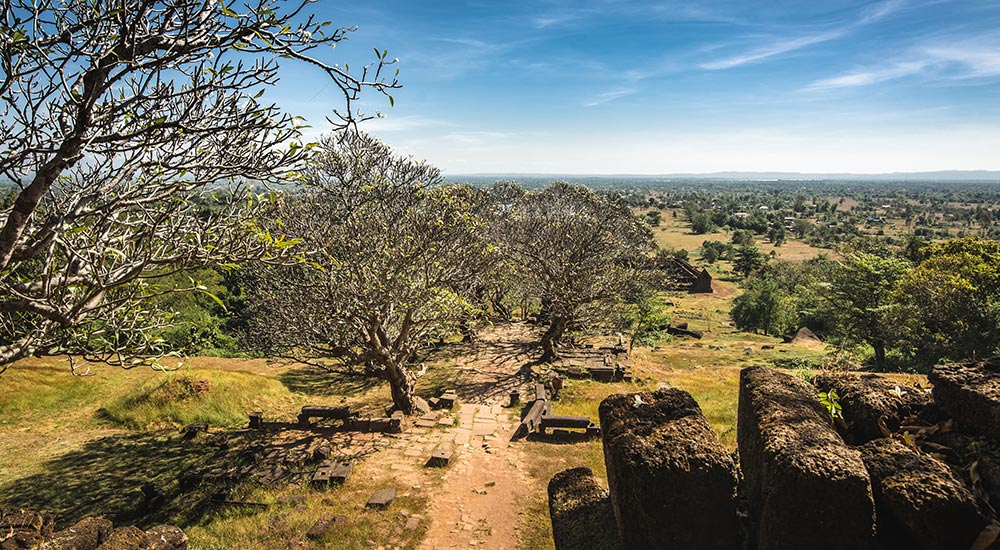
top-left (0, 275), bottom-right (928, 549)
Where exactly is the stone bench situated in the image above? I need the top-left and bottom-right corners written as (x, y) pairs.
top-left (298, 405), bottom-right (351, 425)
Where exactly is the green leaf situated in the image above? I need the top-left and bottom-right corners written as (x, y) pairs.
top-left (199, 288), bottom-right (228, 312)
top-left (387, 95), bottom-right (394, 107)
top-left (218, 0), bottom-right (237, 17)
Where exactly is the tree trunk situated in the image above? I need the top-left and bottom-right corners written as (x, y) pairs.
top-left (540, 317), bottom-right (567, 363)
top-left (384, 360), bottom-right (416, 414)
top-left (872, 340), bottom-right (886, 371)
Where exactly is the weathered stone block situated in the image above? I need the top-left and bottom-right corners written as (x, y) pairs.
top-left (144, 525), bottom-right (188, 550)
top-left (94, 526), bottom-right (149, 550)
top-left (929, 358), bottom-right (1000, 439)
top-left (738, 366), bottom-right (876, 550)
top-left (860, 438), bottom-right (986, 550)
top-left (547, 467), bottom-right (621, 550)
top-left (425, 450), bottom-right (453, 468)
top-left (813, 373), bottom-right (930, 444)
top-left (599, 388), bottom-right (739, 550)
top-left (45, 516), bottom-right (113, 550)
top-left (305, 516), bottom-right (346, 541)
top-left (366, 489), bottom-right (396, 509)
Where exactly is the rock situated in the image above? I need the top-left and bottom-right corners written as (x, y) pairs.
top-left (599, 388), bottom-right (739, 550)
top-left (312, 445), bottom-right (332, 462)
top-left (0, 509), bottom-right (53, 535)
top-left (738, 366), bottom-right (876, 550)
top-left (859, 438), bottom-right (986, 550)
top-left (547, 467), bottom-right (621, 550)
top-left (922, 431), bottom-right (1000, 512)
top-left (45, 517), bottom-right (113, 550)
top-left (305, 516), bottom-right (346, 541)
top-left (813, 373), bottom-right (930, 444)
top-left (95, 526), bottom-right (149, 550)
top-left (790, 327), bottom-right (820, 344)
top-left (929, 358), bottom-right (1000, 440)
top-left (412, 397), bottom-right (431, 415)
top-left (366, 489), bottom-right (396, 509)
top-left (144, 526), bottom-right (187, 550)
top-left (2, 531), bottom-right (45, 549)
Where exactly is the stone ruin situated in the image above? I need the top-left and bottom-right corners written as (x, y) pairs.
top-left (0, 509), bottom-right (187, 550)
top-left (548, 359), bottom-right (1000, 550)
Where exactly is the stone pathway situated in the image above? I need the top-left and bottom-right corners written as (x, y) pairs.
top-left (372, 323), bottom-right (538, 549)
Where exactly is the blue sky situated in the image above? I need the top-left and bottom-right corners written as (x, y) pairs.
top-left (271, 1), bottom-right (1000, 174)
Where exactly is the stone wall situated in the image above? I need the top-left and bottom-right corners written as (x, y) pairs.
top-left (549, 359), bottom-right (1000, 550)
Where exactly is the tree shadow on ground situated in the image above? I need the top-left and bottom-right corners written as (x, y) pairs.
top-left (278, 365), bottom-right (382, 397)
top-left (0, 431), bottom-right (222, 529)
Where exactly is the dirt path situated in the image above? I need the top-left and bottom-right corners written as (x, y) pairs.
top-left (381, 322), bottom-right (538, 550)
top-left (418, 323), bottom-right (537, 550)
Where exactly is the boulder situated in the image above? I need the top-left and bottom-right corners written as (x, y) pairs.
top-left (45, 517), bottom-right (113, 550)
top-left (411, 397), bottom-right (431, 415)
top-left (94, 527), bottom-right (149, 550)
top-left (859, 438), bottom-right (986, 550)
top-left (929, 358), bottom-right (1000, 440)
top-left (547, 468), bottom-right (621, 550)
top-left (144, 526), bottom-right (187, 550)
top-left (738, 366), bottom-right (876, 550)
top-left (813, 373), bottom-right (930, 444)
top-left (599, 388), bottom-right (739, 550)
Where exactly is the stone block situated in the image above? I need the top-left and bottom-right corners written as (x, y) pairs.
top-left (599, 388), bottom-right (739, 550)
top-left (814, 373), bottom-right (930, 444)
top-left (304, 516), bottom-right (346, 541)
top-left (145, 525), bottom-right (188, 550)
top-left (366, 489), bottom-right (397, 509)
top-left (860, 438), bottom-right (986, 550)
top-left (929, 358), bottom-right (1000, 440)
top-left (46, 516), bottom-right (113, 550)
top-left (95, 526), bottom-right (149, 550)
top-left (426, 450), bottom-right (453, 468)
top-left (738, 366), bottom-right (876, 550)
top-left (547, 467), bottom-right (621, 550)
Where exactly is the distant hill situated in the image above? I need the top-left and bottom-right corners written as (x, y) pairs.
top-left (447, 170), bottom-right (1000, 183)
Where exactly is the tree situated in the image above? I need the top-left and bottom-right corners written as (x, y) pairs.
top-left (0, 1), bottom-right (397, 372)
top-left (732, 229), bottom-right (755, 246)
top-left (733, 245), bottom-right (766, 278)
top-left (242, 133), bottom-right (486, 414)
top-left (815, 245), bottom-right (911, 369)
top-left (499, 182), bottom-right (653, 362)
top-left (730, 276), bottom-right (790, 335)
top-left (893, 238), bottom-right (1000, 366)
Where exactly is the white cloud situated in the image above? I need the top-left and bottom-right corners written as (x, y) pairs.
top-left (804, 32), bottom-right (1000, 91)
top-left (806, 60), bottom-right (928, 90)
top-left (363, 115), bottom-right (453, 133)
top-left (700, 0), bottom-right (905, 70)
top-left (583, 87), bottom-right (637, 107)
top-left (700, 31), bottom-right (844, 70)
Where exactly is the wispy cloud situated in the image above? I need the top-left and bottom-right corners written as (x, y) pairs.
top-left (805, 32), bottom-right (1000, 90)
top-left (700, 0), bottom-right (905, 70)
top-left (364, 115), bottom-right (454, 133)
top-left (700, 31), bottom-right (844, 70)
top-left (584, 87), bottom-right (637, 107)
top-left (806, 60), bottom-right (929, 90)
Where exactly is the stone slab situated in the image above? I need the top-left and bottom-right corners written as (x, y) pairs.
top-left (366, 489), bottom-right (397, 509)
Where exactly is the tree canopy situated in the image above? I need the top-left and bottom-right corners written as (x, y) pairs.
top-left (498, 182), bottom-right (653, 361)
top-left (0, 0), bottom-right (396, 371)
top-left (242, 133), bottom-right (486, 413)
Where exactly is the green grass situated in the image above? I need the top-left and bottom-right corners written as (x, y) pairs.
top-left (101, 371), bottom-right (292, 430)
